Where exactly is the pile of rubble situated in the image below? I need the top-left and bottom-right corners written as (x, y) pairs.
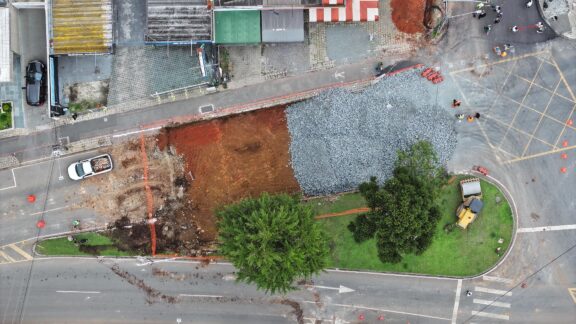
top-left (286, 68), bottom-right (457, 196)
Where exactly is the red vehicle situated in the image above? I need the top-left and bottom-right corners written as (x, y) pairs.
top-left (432, 75), bottom-right (444, 84)
top-left (427, 71), bottom-right (440, 81)
top-left (473, 165), bottom-right (489, 176)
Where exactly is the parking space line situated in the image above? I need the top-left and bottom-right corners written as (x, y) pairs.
top-left (499, 59), bottom-right (545, 150)
top-left (504, 144), bottom-right (576, 164)
top-left (0, 169), bottom-right (17, 191)
top-left (475, 287), bottom-right (512, 296)
top-left (0, 250), bottom-right (15, 263)
top-left (29, 205), bottom-right (69, 216)
top-left (553, 103), bottom-right (576, 149)
top-left (485, 115), bottom-right (555, 148)
top-left (448, 50), bottom-right (549, 75)
top-left (8, 244), bottom-right (33, 260)
top-left (521, 79), bottom-right (562, 157)
top-left (550, 56), bottom-right (576, 102)
top-left (471, 311), bottom-right (509, 320)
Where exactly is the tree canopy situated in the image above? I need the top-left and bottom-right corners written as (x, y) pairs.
top-left (348, 141), bottom-right (446, 263)
top-left (217, 193), bottom-right (328, 294)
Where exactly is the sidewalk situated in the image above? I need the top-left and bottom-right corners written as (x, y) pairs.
top-left (538, 0), bottom-right (576, 39)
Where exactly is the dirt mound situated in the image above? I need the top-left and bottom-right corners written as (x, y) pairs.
top-left (390, 0), bottom-right (426, 34)
top-left (157, 106), bottom-right (301, 242)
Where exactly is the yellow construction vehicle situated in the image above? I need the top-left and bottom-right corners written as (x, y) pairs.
top-left (456, 178), bottom-right (483, 229)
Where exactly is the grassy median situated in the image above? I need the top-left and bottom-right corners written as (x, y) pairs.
top-left (315, 176), bottom-right (514, 276)
top-left (36, 232), bottom-right (133, 257)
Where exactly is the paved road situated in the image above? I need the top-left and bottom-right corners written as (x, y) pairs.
top-left (0, 59), bottom-right (381, 164)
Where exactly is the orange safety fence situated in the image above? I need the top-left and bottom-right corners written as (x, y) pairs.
top-left (139, 133), bottom-right (157, 256)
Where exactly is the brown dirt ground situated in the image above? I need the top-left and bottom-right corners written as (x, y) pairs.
top-left (390, 0), bottom-right (426, 34)
top-left (157, 105), bottom-right (301, 242)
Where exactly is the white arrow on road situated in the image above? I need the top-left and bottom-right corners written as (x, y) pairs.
top-left (334, 71), bottom-right (345, 80)
top-left (308, 284), bottom-right (355, 294)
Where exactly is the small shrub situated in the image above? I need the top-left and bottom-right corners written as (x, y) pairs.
top-left (2, 102), bottom-right (12, 113)
top-left (444, 223), bottom-right (456, 233)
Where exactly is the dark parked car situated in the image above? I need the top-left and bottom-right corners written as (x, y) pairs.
top-left (25, 60), bottom-right (46, 106)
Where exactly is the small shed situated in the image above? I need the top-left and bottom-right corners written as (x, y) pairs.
top-left (214, 10), bottom-right (261, 44)
top-left (261, 10), bottom-right (304, 43)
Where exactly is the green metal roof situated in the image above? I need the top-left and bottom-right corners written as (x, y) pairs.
top-left (214, 10), bottom-right (261, 44)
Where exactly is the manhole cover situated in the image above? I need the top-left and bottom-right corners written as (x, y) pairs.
top-left (200, 105), bottom-right (214, 114)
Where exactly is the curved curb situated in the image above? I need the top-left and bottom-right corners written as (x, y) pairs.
top-left (32, 227), bottom-right (109, 257)
top-left (535, 0), bottom-right (564, 38)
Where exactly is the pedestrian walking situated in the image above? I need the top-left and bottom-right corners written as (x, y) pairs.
top-left (511, 25), bottom-right (519, 32)
top-left (466, 290), bottom-right (473, 297)
top-left (478, 11), bottom-right (487, 19)
top-left (536, 21), bottom-right (545, 33)
top-left (484, 24), bottom-right (492, 35)
top-left (494, 16), bottom-right (501, 24)
top-left (72, 113), bottom-right (78, 120)
top-left (526, 0), bottom-right (533, 8)
top-left (475, 113), bottom-right (481, 119)
top-left (452, 99), bottom-right (462, 107)
top-left (456, 114), bottom-right (465, 122)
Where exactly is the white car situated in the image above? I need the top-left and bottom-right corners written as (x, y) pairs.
top-left (68, 154), bottom-right (113, 180)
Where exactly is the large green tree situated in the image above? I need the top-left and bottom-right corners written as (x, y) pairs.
top-left (217, 193), bottom-right (328, 294)
top-left (348, 141), bottom-right (446, 263)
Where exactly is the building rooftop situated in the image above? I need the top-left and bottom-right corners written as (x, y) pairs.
top-left (214, 10), bottom-right (261, 44)
top-left (146, 0), bottom-right (212, 43)
top-left (0, 7), bottom-right (10, 82)
top-left (50, 0), bottom-right (113, 55)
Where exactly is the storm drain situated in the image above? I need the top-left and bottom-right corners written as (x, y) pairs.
top-left (199, 104), bottom-right (214, 114)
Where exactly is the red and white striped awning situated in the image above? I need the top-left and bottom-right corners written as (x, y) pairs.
top-left (309, 0), bottom-right (379, 22)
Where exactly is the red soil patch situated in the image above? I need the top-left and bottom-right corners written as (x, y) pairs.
top-left (157, 106), bottom-right (301, 241)
top-left (390, 0), bottom-right (426, 34)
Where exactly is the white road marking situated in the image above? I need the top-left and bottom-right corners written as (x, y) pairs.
top-left (308, 284), bottom-right (355, 294)
top-left (475, 287), bottom-right (512, 296)
top-left (303, 301), bottom-right (451, 321)
top-left (471, 310), bottom-right (509, 320)
top-left (482, 275), bottom-right (513, 284)
top-left (451, 279), bottom-right (462, 324)
top-left (56, 291), bottom-right (100, 294)
top-left (0, 169), bottom-right (17, 191)
top-left (8, 244), bottom-right (33, 260)
top-left (473, 299), bottom-right (511, 308)
top-left (112, 127), bottom-right (162, 138)
top-left (29, 205), bottom-right (69, 216)
top-left (178, 294), bottom-right (222, 298)
top-left (517, 224), bottom-right (576, 233)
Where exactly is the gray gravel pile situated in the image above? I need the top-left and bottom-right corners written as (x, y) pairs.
top-left (286, 69), bottom-right (457, 196)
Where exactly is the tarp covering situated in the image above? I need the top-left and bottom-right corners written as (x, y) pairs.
top-left (214, 10), bottom-right (261, 44)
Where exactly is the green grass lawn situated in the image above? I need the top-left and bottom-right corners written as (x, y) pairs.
top-left (36, 232), bottom-right (133, 257)
top-left (318, 176), bottom-right (514, 276)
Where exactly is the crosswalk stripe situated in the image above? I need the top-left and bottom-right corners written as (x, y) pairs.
top-left (475, 287), bottom-right (513, 296)
top-left (471, 310), bottom-right (509, 320)
top-left (473, 298), bottom-right (511, 308)
top-left (0, 250), bottom-right (16, 263)
top-left (482, 275), bottom-right (513, 284)
top-left (8, 244), bottom-right (33, 260)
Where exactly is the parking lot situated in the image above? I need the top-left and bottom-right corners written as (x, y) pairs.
top-left (451, 50), bottom-right (576, 164)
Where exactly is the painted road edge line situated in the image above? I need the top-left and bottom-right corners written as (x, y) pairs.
top-left (29, 205), bottom-right (70, 216)
top-left (451, 279), bottom-right (462, 324)
top-left (112, 127), bottom-right (162, 138)
top-left (517, 224), bottom-right (576, 233)
top-left (8, 244), bottom-right (33, 260)
top-left (56, 290), bottom-right (100, 294)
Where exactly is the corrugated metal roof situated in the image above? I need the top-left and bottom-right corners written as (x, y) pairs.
top-left (461, 180), bottom-right (481, 198)
top-left (146, 0), bottom-right (212, 43)
top-left (0, 7), bottom-right (10, 82)
top-left (261, 10), bottom-right (304, 43)
top-left (51, 0), bottom-right (113, 55)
